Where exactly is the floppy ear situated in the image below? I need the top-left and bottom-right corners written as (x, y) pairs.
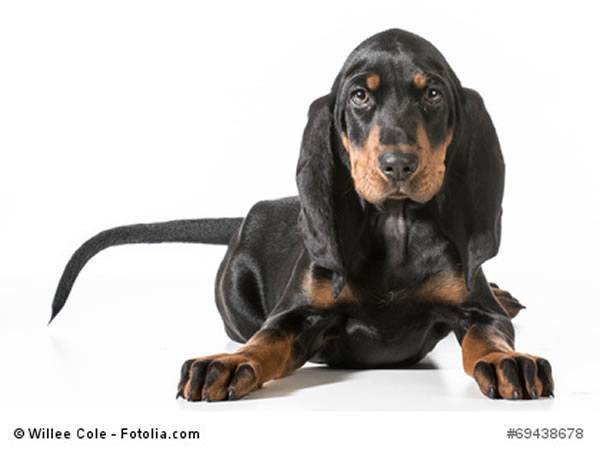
top-left (296, 94), bottom-right (365, 297)
top-left (435, 88), bottom-right (505, 288)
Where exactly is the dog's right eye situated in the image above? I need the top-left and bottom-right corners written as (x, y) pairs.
top-left (350, 89), bottom-right (371, 107)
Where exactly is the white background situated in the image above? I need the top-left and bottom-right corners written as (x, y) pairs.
top-left (1, 0), bottom-right (599, 452)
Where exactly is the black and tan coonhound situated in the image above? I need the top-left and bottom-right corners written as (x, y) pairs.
top-left (50, 29), bottom-right (554, 401)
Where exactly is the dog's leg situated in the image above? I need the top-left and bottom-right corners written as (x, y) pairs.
top-left (460, 319), bottom-right (554, 400)
top-left (177, 305), bottom-right (339, 402)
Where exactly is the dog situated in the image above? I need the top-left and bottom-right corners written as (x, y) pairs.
top-left (50, 29), bottom-right (554, 402)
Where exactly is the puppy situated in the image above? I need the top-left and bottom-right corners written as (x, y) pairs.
top-left (50, 29), bottom-right (553, 401)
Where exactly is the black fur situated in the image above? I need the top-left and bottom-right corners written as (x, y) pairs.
top-left (50, 218), bottom-right (242, 322)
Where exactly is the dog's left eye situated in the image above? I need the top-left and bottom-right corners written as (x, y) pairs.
top-left (423, 88), bottom-right (443, 103)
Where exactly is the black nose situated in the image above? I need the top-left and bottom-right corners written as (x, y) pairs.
top-left (378, 151), bottom-right (419, 183)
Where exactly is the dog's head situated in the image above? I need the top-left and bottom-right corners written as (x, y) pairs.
top-left (335, 30), bottom-right (461, 205)
top-left (297, 29), bottom-right (505, 292)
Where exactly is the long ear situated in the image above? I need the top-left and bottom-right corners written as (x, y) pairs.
top-left (296, 95), bottom-right (364, 296)
top-left (435, 88), bottom-right (505, 288)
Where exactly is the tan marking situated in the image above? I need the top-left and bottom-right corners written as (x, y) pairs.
top-left (341, 126), bottom-right (400, 204)
top-left (341, 123), bottom-right (453, 204)
top-left (413, 271), bottom-right (467, 304)
top-left (238, 329), bottom-right (296, 380)
top-left (303, 272), bottom-right (357, 308)
top-left (366, 73), bottom-right (380, 91)
top-left (405, 124), bottom-right (453, 203)
top-left (461, 325), bottom-right (513, 376)
top-left (491, 286), bottom-right (523, 319)
top-left (413, 72), bottom-right (427, 89)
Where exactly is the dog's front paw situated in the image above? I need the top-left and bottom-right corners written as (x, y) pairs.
top-left (176, 353), bottom-right (262, 402)
top-left (473, 352), bottom-right (554, 400)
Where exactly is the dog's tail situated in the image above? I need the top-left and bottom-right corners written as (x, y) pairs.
top-left (49, 217), bottom-right (243, 324)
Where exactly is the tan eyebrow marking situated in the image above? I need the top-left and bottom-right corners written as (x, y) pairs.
top-left (413, 72), bottom-right (427, 89)
top-left (366, 73), bottom-right (380, 91)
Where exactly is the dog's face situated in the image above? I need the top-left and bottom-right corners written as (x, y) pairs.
top-left (335, 31), bottom-right (459, 205)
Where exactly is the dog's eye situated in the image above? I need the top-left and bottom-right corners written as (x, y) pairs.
top-left (423, 88), bottom-right (442, 104)
top-left (350, 89), bottom-right (371, 107)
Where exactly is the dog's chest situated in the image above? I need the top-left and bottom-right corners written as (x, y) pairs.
top-left (368, 206), bottom-right (458, 291)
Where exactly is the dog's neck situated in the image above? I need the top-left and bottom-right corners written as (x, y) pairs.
top-left (343, 195), bottom-right (455, 291)
top-left (363, 198), bottom-right (451, 290)
top-left (376, 200), bottom-right (410, 270)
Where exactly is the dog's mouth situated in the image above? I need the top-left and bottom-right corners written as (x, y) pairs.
top-left (386, 190), bottom-right (408, 200)
top-left (381, 183), bottom-right (412, 201)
